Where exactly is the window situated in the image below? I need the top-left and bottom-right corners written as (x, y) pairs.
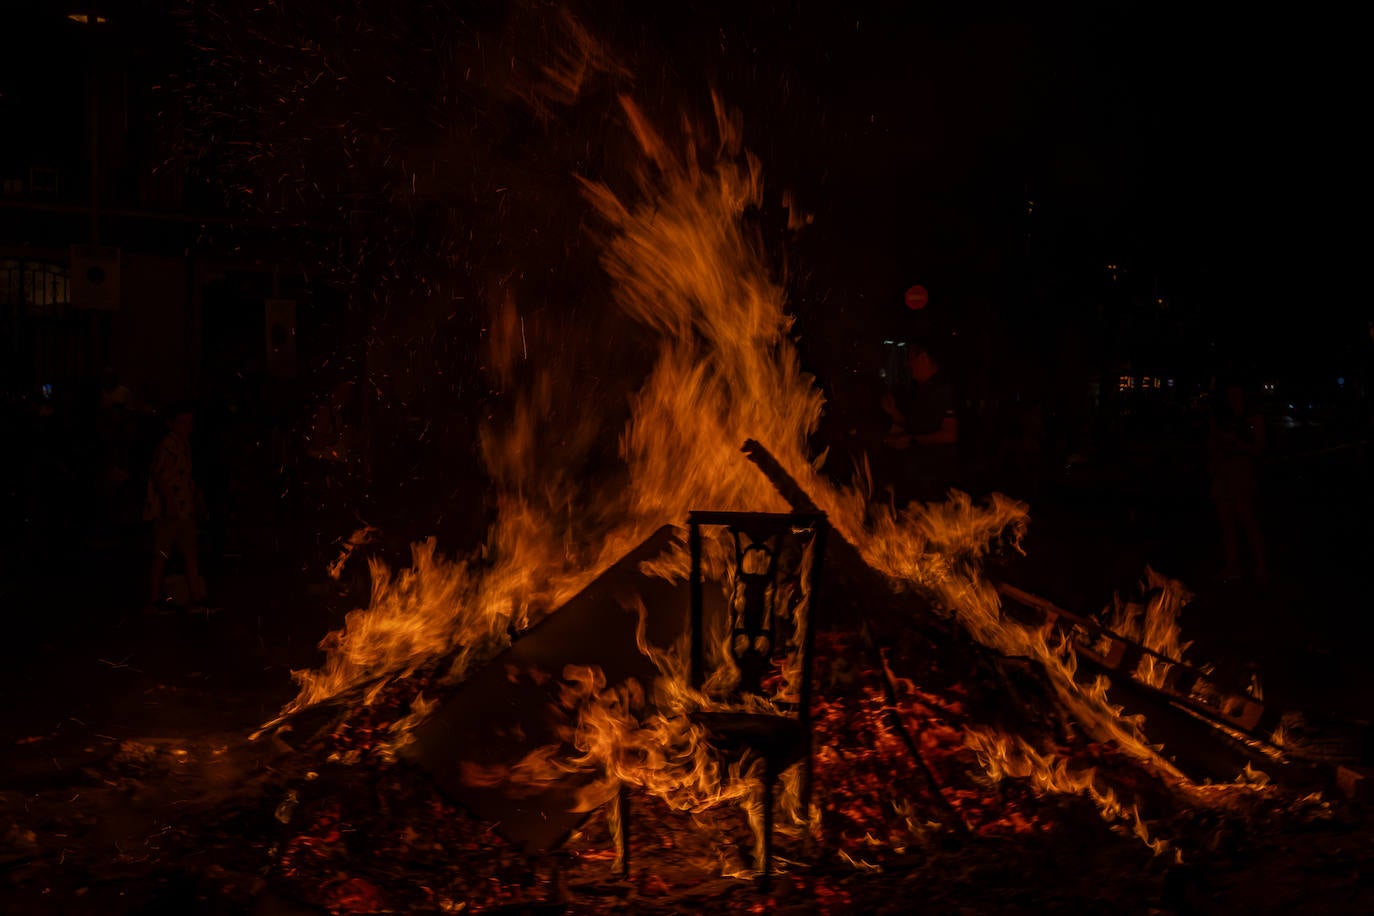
top-left (0, 260), bottom-right (71, 312)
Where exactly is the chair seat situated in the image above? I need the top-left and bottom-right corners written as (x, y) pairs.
top-left (690, 711), bottom-right (809, 773)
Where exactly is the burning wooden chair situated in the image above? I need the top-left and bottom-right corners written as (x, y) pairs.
top-left (615, 510), bottom-right (828, 890)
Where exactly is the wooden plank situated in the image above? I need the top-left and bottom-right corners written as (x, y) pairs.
top-left (995, 582), bottom-right (1275, 743)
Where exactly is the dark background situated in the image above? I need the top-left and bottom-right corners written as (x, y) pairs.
top-left (0, 0), bottom-right (1368, 689)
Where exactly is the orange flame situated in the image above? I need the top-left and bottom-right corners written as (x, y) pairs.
top-left (1102, 566), bottom-right (1196, 688)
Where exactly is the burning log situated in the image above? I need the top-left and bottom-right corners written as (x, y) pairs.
top-left (997, 582), bottom-right (1270, 736)
top-left (995, 581), bottom-right (1374, 799)
top-left (873, 644), bottom-right (972, 835)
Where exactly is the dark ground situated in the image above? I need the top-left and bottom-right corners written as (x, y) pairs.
top-left (1, 417), bottom-right (1370, 913)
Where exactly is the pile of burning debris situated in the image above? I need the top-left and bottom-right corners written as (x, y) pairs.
top-left (232, 444), bottom-right (1348, 915)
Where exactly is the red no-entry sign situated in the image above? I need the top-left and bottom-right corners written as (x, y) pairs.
top-left (904, 285), bottom-right (929, 310)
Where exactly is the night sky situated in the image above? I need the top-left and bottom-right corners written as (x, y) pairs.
top-left (3, 1), bottom-right (1361, 372)
top-left (661, 1), bottom-right (1362, 365)
top-left (632, 2), bottom-right (1360, 357)
top-left (511, 0), bottom-right (1357, 373)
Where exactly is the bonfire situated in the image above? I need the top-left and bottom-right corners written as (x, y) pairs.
top-left (245, 93), bottom-right (1333, 914)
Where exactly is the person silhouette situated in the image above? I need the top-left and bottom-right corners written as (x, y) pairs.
top-left (880, 341), bottom-right (959, 504)
top-left (1208, 381), bottom-right (1268, 582)
top-left (144, 404), bottom-right (207, 613)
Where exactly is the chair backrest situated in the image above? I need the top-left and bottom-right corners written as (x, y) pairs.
top-left (687, 510), bottom-right (828, 717)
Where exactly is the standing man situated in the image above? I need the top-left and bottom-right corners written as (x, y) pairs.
top-left (881, 341), bottom-right (960, 504)
top-left (144, 404), bottom-right (206, 613)
top-left (1208, 381), bottom-right (1268, 582)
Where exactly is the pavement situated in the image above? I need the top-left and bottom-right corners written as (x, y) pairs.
top-left (0, 523), bottom-right (346, 788)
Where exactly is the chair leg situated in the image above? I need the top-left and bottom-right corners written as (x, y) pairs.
top-left (759, 767), bottom-right (775, 892)
top-left (546, 852), bottom-right (570, 905)
top-left (615, 784), bottom-right (631, 879)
